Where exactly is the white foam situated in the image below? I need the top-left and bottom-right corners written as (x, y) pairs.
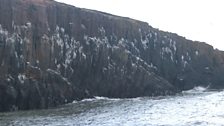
top-left (182, 86), bottom-right (208, 94)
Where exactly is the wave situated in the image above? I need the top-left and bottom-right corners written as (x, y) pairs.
top-left (72, 86), bottom-right (211, 104)
top-left (72, 96), bottom-right (121, 103)
top-left (182, 86), bottom-right (208, 94)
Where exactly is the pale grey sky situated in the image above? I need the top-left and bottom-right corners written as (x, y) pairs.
top-left (56, 0), bottom-right (224, 50)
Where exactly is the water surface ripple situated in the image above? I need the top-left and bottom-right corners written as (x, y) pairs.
top-left (1, 88), bottom-right (224, 126)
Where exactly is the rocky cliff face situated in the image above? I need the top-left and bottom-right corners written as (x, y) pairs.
top-left (0, 0), bottom-right (224, 112)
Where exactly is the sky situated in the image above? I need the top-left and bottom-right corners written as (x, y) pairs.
top-left (56, 0), bottom-right (224, 50)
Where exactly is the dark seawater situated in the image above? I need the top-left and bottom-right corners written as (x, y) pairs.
top-left (1, 87), bottom-right (224, 126)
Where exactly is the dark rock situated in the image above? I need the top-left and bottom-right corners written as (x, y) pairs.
top-left (0, 0), bottom-right (224, 112)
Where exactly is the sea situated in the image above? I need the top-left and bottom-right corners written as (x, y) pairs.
top-left (0, 87), bottom-right (224, 126)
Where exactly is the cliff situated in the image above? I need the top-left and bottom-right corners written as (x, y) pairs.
top-left (0, 0), bottom-right (224, 112)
